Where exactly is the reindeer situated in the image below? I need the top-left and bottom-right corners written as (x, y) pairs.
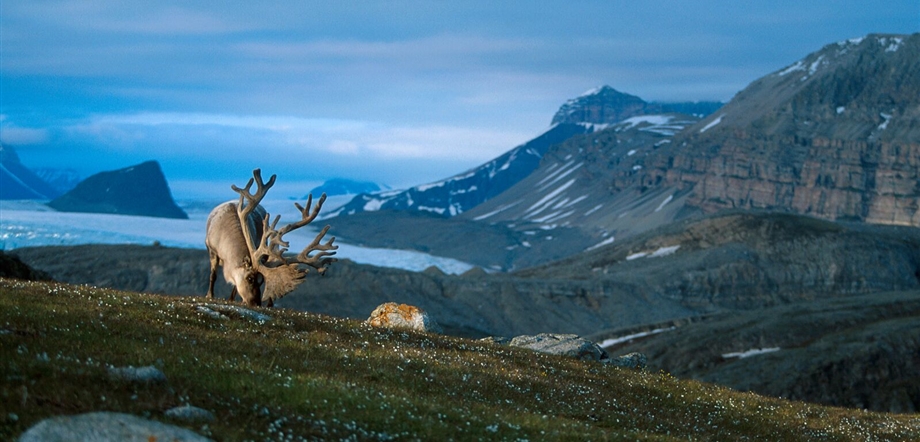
top-left (205, 169), bottom-right (338, 307)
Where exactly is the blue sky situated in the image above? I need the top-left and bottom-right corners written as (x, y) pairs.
top-left (1, 1), bottom-right (917, 199)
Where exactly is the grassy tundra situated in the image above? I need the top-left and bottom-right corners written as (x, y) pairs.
top-left (1, 278), bottom-right (918, 441)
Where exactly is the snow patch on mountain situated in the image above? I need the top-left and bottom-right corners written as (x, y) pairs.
top-left (878, 112), bottom-right (892, 131)
top-left (626, 245), bottom-right (681, 261)
top-left (599, 326), bottom-right (676, 348)
top-left (699, 114), bottom-right (725, 133)
top-left (654, 194), bottom-right (674, 212)
top-left (722, 347), bottom-right (781, 359)
top-left (586, 236), bottom-right (616, 251)
top-left (880, 36), bottom-right (903, 52)
top-left (778, 60), bottom-right (805, 77)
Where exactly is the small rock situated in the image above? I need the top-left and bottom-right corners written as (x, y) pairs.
top-left (18, 412), bottom-right (211, 441)
top-left (508, 333), bottom-right (608, 362)
top-left (478, 336), bottom-right (511, 346)
top-left (108, 365), bottom-right (167, 383)
top-left (203, 304), bottom-right (271, 323)
top-left (195, 305), bottom-right (228, 320)
top-left (165, 405), bottom-right (215, 423)
top-left (367, 302), bottom-right (442, 333)
top-left (605, 351), bottom-right (648, 369)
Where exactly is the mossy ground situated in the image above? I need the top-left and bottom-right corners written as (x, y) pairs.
top-left (1, 278), bottom-right (918, 441)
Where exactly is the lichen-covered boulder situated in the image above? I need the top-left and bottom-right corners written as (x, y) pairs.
top-left (18, 412), bottom-right (211, 442)
top-left (366, 302), bottom-right (441, 333)
top-left (488, 333), bottom-right (648, 368)
top-left (606, 352), bottom-right (648, 369)
top-left (508, 333), bottom-right (608, 362)
top-left (165, 405), bottom-right (216, 423)
top-left (107, 365), bottom-right (166, 383)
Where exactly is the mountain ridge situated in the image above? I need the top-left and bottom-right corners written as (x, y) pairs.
top-left (329, 87), bottom-right (722, 219)
top-left (0, 144), bottom-right (61, 200)
top-left (47, 160), bottom-right (189, 219)
top-left (640, 33), bottom-right (920, 227)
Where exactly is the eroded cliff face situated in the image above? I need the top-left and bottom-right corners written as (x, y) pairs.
top-left (622, 34), bottom-right (920, 227)
top-left (641, 133), bottom-right (920, 226)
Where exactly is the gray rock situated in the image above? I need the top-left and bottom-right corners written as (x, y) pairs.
top-left (108, 365), bottom-right (166, 383)
top-left (204, 304), bottom-right (271, 323)
top-left (605, 352), bottom-right (647, 369)
top-left (478, 336), bottom-right (511, 345)
top-left (18, 412), bottom-right (211, 441)
top-left (165, 405), bottom-right (215, 422)
top-left (508, 333), bottom-right (608, 362)
top-left (195, 305), bottom-right (229, 320)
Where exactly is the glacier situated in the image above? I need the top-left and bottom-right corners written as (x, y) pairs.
top-left (0, 199), bottom-right (475, 275)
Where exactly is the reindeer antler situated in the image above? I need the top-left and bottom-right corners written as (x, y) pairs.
top-left (296, 223), bottom-right (338, 275)
top-left (260, 193), bottom-right (339, 303)
top-left (231, 169), bottom-right (277, 260)
top-left (230, 169), bottom-right (339, 304)
top-left (268, 193), bottom-right (339, 272)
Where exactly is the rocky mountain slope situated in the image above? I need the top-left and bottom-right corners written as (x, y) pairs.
top-left (634, 33), bottom-right (920, 227)
top-left (326, 35), bottom-right (920, 271)
top-left (600, 290), bottom-right (920, 413)
top-left (327, 88), bottom-right (719, 270)
top-left (466, 33), bottom-right (920, 250)
top-left (329, 87), bottom-right (721, 220)
top-left (517, 211), bottom-right (920, 309)
top-left (327, 123), bottom-right (594, 217)
top-left (47, 160), bottom-right (188, 219)
top-left (461, 113), bottom-right (703, 242)
top-left (367, 33), bottom-right (906, 272)
top-left (0, 144), bottom-right (60, 200)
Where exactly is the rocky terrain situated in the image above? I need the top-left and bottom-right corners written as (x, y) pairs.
top-left (330, 86), bottom-right (722, 221)
top-left (635, 33), bottom-right (920, 227)
top-left (327, 122), bottom-right (594, 218)
top-left (47, 160), bottom-right (188, 219)
top-left (600, 290), bottom-right (920, 413)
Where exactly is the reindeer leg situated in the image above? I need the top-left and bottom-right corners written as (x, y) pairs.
top-left (229, 287), bottom-right (238, 302)
top-left (207, 249), bottom-right (219, 299)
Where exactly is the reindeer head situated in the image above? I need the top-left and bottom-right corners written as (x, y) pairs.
top-left (235, 262), bottom-right (265, 307)
top-left (231, 169), bottom-right (338, 306)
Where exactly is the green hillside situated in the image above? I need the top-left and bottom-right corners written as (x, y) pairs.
top-left (1, 278), bottom-right (918, 441)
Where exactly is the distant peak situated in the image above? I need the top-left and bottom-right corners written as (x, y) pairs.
top-left (578, 86), bottom-right (605, 97)
top-left (575, 85), bottom-right (634, 99)
top-left (552, 86), bottom-right (648, 125)
top-left (577, 85), bottom-right (622, 98)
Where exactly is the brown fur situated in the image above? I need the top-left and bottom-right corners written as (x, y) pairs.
top-left (205, 201), bottom-right (266, 307)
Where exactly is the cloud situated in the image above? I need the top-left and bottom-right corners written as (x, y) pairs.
top-left (12, 2), bottom-right (253, 36)
top-left (7, 111), bottom-right (534, 195)
top-left (84, 112), bottom-right (527, 161)
top-left (3, 1), bottom-right (917, 197)
top-left (0, 120), bottom-right (50, 145)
